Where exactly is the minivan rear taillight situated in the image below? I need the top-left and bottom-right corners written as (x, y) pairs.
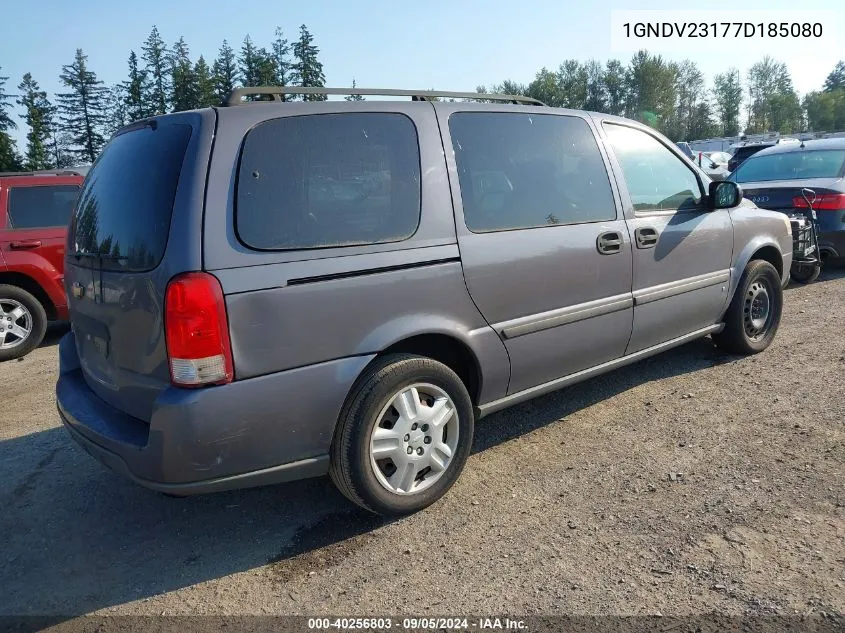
top-left (164, 272), bottom-right (233, 387)
top-left (792, 193), bottom-right (845, 211)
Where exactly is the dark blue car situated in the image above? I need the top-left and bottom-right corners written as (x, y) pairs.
top-left (730, 138), bottom-right (845, 262)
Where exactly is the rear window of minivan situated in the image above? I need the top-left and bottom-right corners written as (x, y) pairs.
top-left (236, 113), bottom-right (421, 251)
top-left (70, 122), bottom-right (192, 272)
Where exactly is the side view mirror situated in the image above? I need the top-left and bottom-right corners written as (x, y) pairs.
top-left (709, 180), bottom-right (743, 209)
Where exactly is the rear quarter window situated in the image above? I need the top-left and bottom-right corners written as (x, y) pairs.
top-left (7, 185), bottom-right (80, 229)
top-left (236, 113), bottom-right (421, 251)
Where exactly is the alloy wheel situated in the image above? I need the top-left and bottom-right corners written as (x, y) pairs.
top-left (0, 299), bottom-right (33, 350)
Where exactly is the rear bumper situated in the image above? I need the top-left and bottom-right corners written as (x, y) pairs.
top-left (56, 331), bottom-right (374, 495)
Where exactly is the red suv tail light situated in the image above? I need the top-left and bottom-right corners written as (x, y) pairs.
top-left (164, 272), bottom-right (233, 387)
top-left (792, 193), bottom-right (845, 211)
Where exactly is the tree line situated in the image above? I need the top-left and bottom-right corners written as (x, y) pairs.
top-left (479, 54), bottom-right (845, 144)
top-left (1, 30), bottom-right (844, 172)
top-left (0, 24), bottom-right (329, 170)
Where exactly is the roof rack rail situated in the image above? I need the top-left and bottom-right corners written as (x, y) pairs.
top-left (0, 168), bottom-right (87, 177)
top-left (222, 86), bottom-right (546, 107)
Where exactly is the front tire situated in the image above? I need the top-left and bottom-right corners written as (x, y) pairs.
top-left (330, 354), bottom-right (474, 516)
top-left (712, 260), bottom-right (782, 355)
top-left (0, 285), bottom-right (48, 362)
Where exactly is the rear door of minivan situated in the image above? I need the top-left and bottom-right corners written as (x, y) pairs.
top-left (64, 112), bottom-right (214, 422)
top-left (436, 104), bottom-right (634, 395)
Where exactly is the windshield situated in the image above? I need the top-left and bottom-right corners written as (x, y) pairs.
top-left (732, 150), bottom-right (845, 183)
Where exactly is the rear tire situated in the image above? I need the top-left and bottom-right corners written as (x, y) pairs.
top-left (789, 262), bottom-right (821, 284)
top-left (712, 260), bottom-right (782, 355)
top-left (0, 285), bottom-right (48, 362)
top-left (330, 354), bottom-right (474, 516)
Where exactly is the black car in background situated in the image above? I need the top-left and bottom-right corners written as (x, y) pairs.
top-left (728, 137), bottom-right (801, 172)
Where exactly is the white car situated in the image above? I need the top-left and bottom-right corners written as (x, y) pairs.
top-left (694, 151), bottom-right (731, 180)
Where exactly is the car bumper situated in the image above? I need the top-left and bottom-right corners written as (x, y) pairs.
top-left (56, 331), bottom-right (374, 495)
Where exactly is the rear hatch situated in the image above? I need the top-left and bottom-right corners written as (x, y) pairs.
top-left (65, 113), bottom-right (211, 422)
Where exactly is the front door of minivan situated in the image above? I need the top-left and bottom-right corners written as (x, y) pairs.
top-left (600, 122), bottom-right (734, 354)
top-left (438, 106), bottom-right (634, 395)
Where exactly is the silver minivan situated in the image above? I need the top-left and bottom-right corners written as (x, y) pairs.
top-left (56, 88), bottom-right (793, 515)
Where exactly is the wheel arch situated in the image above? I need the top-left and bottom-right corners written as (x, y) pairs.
top-left (378, 332), bottom-right (483, 407)
top-left (728, 238), bottom-right (786, 305)
top-left (0, 271), bottom-right (57, 320)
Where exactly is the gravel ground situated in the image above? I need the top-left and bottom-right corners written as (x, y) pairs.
top-left (1, 266), bottom-right (843, 620)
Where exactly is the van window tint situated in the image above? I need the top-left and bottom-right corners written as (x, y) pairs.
top-left (71, 123), bottom-right (192, 271)
top-left (605, 124), bottom-right (703, 213)
top-left (237, 113), bottom-right (421, 250)
top-left (448, 112), bottom-right (616, 232)
top-left (7, 185), bottom-right (80, 229)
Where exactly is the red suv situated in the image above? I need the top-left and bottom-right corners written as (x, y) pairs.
top-left (0, 169), bottom-right (85, 361)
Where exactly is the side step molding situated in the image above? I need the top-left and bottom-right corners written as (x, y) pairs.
top-left (476, 323), bottom-right (725, 419)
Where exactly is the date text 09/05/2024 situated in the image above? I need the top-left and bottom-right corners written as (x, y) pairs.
top-left (307, 618), bottom-right (528, 630)
top-left (622, 22), bottom-right (822, 39)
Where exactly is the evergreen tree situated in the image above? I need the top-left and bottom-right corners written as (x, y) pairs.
top-left (56, 48), bottom-right (109, 164)
top-left (252, 47), bottom-right (279, 90)
top-left (16, 73), bottom-right (54, 170)
top-left (272, 27), bottom-right (292, 90)
top-left (0, 133), bottom-right (22, 171)
top-left (212, 39), bottom-right (239, 103)
top-left (0, 67), bottom-right (22, 171)
top-left (142, 25), bottom-right (170, 114)
top-left (0, 67), bottom-right (16, 133)
top-left (239, 36), bottom-right (281, 101)
top-left (47, 124), bottom-right (74, 169)
top-left (106, 85), bottom-right (127, 135)
top-left (194, 56), bottom-right (217, 107)
top-left (239, 35), bottom-right (261, 87)
top-left (292, 25), bottom-right (326, 100)
top-left (170, 36), bottom-right (197, 111)
top-left (123, 50), bottom-right (150, 122)
top-left (345, 79), bottom-right (365, 101)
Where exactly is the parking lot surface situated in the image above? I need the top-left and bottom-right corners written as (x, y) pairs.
top-left (1, 268), bottom-right (843, 618)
